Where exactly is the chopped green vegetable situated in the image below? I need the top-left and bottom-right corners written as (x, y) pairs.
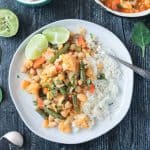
top-left (44, 84), bottom-right (51, 89)
top-left (44, 107), bottom-right (65, 120)
top-left (97, 73), bottom-right (106, 80)
top-left (80, 61), bottom-right (86, 83)
top-left (56, 106), bottom-right (62, 113)
top-left (0, 88), bottom-right (2, 103)
top-left (86, 79), bottom-right (91, 86)
top-left (54, 79), bottom-right (63, 87)
top-left (59, 86), bottom-right (67, 95)
top-left (70, 74), bottom-right (77, 87)
top-left (72, 95), bottom-right (79, 112)
top-left (51, 88), bottom-right (58, 96)
top-left (33, 100), bottom-right (37, 106)
top-left (132, 22), bottom-right (150, 57)
top-left (49, 43), bottom-right (70, 63)
top-left (36, 108), bottom-right (48, 119)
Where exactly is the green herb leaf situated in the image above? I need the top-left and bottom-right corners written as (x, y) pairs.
top-left (132, 22), bottom-right (150, 57)
top-left (59, 86), bottom-right (67, 95)
top-left (51, 88), bottom-right (57, 96)
top-left (44, 107), bottom-right (65, 120)
top-left (97, 73), bottom-right (106, 80)
top-left (0, 88), bottom-right (3, 103)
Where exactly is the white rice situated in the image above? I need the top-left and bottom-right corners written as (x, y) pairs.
top-left (83, 34), bottom-right (121, 122)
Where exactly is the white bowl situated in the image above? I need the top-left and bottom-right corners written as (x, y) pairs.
top-left (16, 0), bottom-right (51, 6)
top-left (9, 19), bottom-right (133, 144)
top-left (95, 0), bottom-right (150, 17)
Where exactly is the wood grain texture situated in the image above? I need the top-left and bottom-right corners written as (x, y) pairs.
top-left (0, 0), bottom-right (150, 149)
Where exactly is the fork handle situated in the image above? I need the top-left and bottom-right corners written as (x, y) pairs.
top-left (109, 54), bottom-right (150, 80)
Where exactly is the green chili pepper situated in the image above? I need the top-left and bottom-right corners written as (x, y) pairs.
top-left (72, 95), bottom-right (79, 112)
top-left (80, 61), bottom-right (86, 83)
top-left (49, 43), bottom-right (70, 63)
top-left (51, 88), bottom-right (58, 96)
top-left (36, 108), bottom-right (48, 119)
top-left (44, 107), bottom-right (65, 120)
top-left (59, 86), bottom-right (67, 95)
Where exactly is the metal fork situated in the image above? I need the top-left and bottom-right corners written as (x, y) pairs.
top-left (108, 54), bottom-right (150, 80)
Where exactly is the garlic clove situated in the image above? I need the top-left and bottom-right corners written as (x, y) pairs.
top-left (2, 131), bottom-right (23, 147)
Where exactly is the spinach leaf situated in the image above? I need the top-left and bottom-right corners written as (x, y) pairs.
top-left (132, 22), bottom-right (150, 57)
top-left (0, 46), bottom-right (2, 65)
top-left (0, 88), bottom-right (3, 103)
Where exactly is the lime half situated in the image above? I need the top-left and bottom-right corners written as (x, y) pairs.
top-left (0, 9), bottom-right (19, 37)
top-left (42, 27), bottom-right (70, 45)
top-left (25, 34), bottom-right (48, 60)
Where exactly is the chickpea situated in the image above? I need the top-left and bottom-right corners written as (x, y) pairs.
top-left (58, 44), bottom-right (63, 50)
top-left (70, 44), bottom-right (76, 51)
top-left (78, 52), bottom-right (85, 58)
top-left (75, 86), bottom-right (82, 93)
top-left (58, 120), bottom-right (72, 133)
top-left (29, 68), bottom-right (36, 75)
top-left (32, 75), bottom-right (40, 82)
top-left (77, 93), bottom-right (87, 102)
top-left (44, 100), bottom-right (50, 106)
top-left (48, 121), bottom-right (57, 128)
top-left (65, 101), bottom-right (72, 109)
top-left (24, 60), bottom-right (33, 69)
top-left (73, 52), bottom-right (78, 57)
top-left (78, 80), bottom-right (82, 86)
top-left (61, 110), bottom-right (70, 118)
top-left (54, 118), bottom-right (61, 123)
top-left (48, 115), bottom-right (54, 122)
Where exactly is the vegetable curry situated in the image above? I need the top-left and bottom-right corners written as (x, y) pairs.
top-left (20, 29), bottom-right (100, 133)
top-left (101, 0), bottom-right (150, 13)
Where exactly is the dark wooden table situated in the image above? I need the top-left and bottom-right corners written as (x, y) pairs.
top-left (0, 0), bottom-right (150, 150)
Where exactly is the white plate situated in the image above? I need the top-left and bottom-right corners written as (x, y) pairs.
top-left (9, 19), bottom-right (133, 144)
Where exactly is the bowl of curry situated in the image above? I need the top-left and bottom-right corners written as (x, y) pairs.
top-left (95, 0), bottom-right (150, 17)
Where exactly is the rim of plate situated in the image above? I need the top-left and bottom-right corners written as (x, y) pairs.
top-left (8, 19), bottom-right (134, 144)
top-left (16, 0), bottom-right (50, 5)
top-left (95, 0), bottom-right (150, 17)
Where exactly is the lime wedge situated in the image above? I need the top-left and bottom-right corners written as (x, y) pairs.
top-left (0, 9), bottom-right (19, 37)
top-left (25, 34), bottom-right (48, 60)
top-left (42, 27), bottom-right (70, 44)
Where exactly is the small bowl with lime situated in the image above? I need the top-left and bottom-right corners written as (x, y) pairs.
top-left (16, 0), bottom-right (52, 7)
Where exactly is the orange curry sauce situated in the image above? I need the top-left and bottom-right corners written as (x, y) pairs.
top-left (101, 0), bottom-right (150, 13)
